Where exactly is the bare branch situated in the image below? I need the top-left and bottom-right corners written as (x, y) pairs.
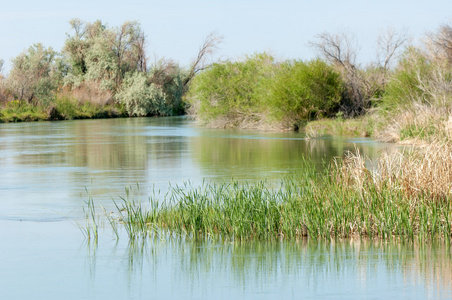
top-left (309, 31), bottom-right (358, 72)
top-left (376, 27), bottom-right (409, 71)
top-left (184, 32), bottom-right (223, 86)
top-left (425, 23), bottom-right (452, 63)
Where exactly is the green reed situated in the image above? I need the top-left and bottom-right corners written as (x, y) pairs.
top-left (80, 195), bottom-right (99, 243)
top-left (82, 155), bottom-right (452, 242)
top-left (101, 164), bottom-right (452, 242)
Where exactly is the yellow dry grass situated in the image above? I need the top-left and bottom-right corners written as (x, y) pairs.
top-left (337, 141), bottom-right (452, 200)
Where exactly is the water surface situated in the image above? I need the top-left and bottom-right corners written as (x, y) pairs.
top-left (0, 117), bottom-right (449, 299)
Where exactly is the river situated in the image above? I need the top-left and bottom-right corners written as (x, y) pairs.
top-left (0, 117), bottom-right (450, 299)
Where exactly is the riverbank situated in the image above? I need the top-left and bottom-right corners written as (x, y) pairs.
top-left (0, 98), bottom-right (127, 123)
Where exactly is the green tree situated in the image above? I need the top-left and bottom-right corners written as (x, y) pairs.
top-left (63, 19), bottom-right (147, 92)
top-left (186, 53), bottom-right (275, 121)
top-left (263, 59), bottom-right (344, 126)
top-left (148, 59), bottom-right (187, 115)
top-left (7, 43), bottom-right (60, 104)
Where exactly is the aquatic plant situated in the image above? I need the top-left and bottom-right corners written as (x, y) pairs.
top-left (80, 195), bottom-right (99, 243)
top-left (87, 143), bottom-right (452, 242)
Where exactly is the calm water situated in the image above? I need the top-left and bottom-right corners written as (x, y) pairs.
top-left (0, 117), bottom-right (450, 299)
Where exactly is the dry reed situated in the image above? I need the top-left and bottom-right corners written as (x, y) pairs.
top-left (337, 141), bottom-right (452, 200)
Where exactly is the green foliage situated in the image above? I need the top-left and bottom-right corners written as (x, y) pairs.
top-left (381, 47), bottom-right (432, 111)
top-left (7, 43), bottom-right (61, 104)
top-left (63, 19), bottom-right (146, 92)
top-left (115, 72), bottom-right (166, 117)
top-left (148, 59), bottom-right (187, 115)
top-left (263, 59), bottom-right (343, 125)
top-left (50, 96), bottom-right (125, 120)
top-left (0, 100), bottom-right (47, 122)
top-left (187, 54), bottom-right (344, 128)
top-left (186, 53), bottom-right (275, 121)
top-left (0, 96), bottom-right (125, 122)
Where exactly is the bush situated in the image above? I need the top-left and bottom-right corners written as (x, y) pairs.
top-left (0, 100), bottom-right (47, 122)
top-left (115, 72), bottom-right (166, 117)
top-left (380, 48), bottom-right (433, 111)
top-left (185, 53), bottom-right (276, 122)
top-left (186, 55), bottom-right (344, 129)
top-left (262, 59), bottom-right (344, 127)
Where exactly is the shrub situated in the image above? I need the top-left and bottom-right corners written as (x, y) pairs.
top-left (115, 72), bottom-right (165, 117)
top-left (185, 53), bottom-right (276, 122)
top-left (381, 48), bottom-right (433, 111)
top-left (262, 59), bottom-right (344, 127)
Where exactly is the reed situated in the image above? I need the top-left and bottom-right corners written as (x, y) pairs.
top-left (79, 195), bottom-right (99, 243)
top-left (85, 143), bottom-right (452, 242)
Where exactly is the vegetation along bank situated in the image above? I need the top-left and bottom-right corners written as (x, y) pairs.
top-left (2, 18), bottom-right (452, 146)
top-left (0, 19), bottom-right (220, 122)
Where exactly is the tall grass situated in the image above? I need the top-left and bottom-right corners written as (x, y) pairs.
top-left (0, 96), bottom-right (126, 123)
top-left (79, 195), bottom-right (99, 243)
top-left (91, 143), bottom-right (452, 242)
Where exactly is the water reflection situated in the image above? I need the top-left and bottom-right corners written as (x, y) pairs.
top-left (84, 237), bottom-right (452, 299)
top-left (191, 134), bottom-right (392, 179)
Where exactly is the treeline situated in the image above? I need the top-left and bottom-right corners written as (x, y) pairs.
top-left (0, 19), bottom-right (219, 122)
top-left (186, 22), bottom-right (452, 142)
top-left (186, 29), bottom-right (407, 130)
top-left (2, 18), bottom-right (452, 143)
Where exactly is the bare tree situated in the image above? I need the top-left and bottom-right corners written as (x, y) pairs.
top-left (183, 32), bottom-right (223, 86)
top-left (135, 32), bottom-right (147, 72)
top-left (310, 31), bottom-right (367, 116)
top-left (376, 28), bottom-right (409, 72)
top-left (310, 29), bottom-right (409, 116)
top-left (112, 21), bottom-right (147, 85)
top-left (426, 23), bottom-right (452, 63)
top-left (309, 31), bottom-right (358, 73)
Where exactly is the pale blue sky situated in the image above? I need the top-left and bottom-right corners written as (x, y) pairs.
top-left (1, 0), bottom-right (451, 72)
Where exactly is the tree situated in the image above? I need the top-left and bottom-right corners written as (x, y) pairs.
top-left (426, 23), bottom-right (452, 63)
top-left (7, 43), bottom-right (60, 104)
top-left (376, 28), bottom-right (409, 72)
top-left (310, 29), bottom-right (408, 116)
top-left (183, 32), bottom-right (223, 87)
top-left (63, 19), bottom-right (148, 91)
top-left (148, 58), bottom-right (186, 115)
top-left (310, 31), bottom-right (358, 72)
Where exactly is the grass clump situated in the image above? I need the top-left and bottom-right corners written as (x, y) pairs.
top-left (0, 96), bottom-right (126, 123)
top-left (97, 142), bottom-right (452, 242)
top-left (0, 100), bottom-right (47, 122)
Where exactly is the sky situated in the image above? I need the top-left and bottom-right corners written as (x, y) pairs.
top-left (1, 0), bottom-right (451, 73)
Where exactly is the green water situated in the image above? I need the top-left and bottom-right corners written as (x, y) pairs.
top-left (0, 117), bottom-right (449, 299)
